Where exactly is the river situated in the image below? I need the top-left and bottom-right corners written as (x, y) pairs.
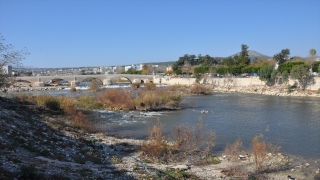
top-left (3, 87), bottom-right (320, 161)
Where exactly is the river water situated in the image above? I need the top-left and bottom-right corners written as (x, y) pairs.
top-left (93, 92), bottom-right (320, 160)
top-left (3, 87), bottom-right (320, 161)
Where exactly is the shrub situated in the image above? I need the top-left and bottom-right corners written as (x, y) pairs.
top-left (143, 82), bottom-right (156, 90)
top-left (70, 110), bottom-right (98, 133)
top-left (189, 84), bottom-right (211, 95)
top-left (141, 121), bottom-right (170, 160)
top-left (131, 82), bottom-right (140, 89)
top-left (258, 66), bottom-right (273, 83)
top-left (98, 89), bottom-right (135, 110)
top-left (70, 86), bottom-right (77, 92)
top-left (88, 82), bottom-right (100, 92)
top-left (225, 139), bottom-right (243, 162)
top-left (137, 89), bottom-right (181, 110)
top-left (77, 95), bottom-right (102, 110)
top-left (252, 134), bottom-right (267, 170)
top-left (173, 119), bottom-right (215, 154)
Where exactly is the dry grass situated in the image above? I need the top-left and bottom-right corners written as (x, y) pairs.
top-left (189, 84), bottom-right (211, 95)
top-left (88, 82), bottom-right (100, 92)
top-left (136, 89), bottom-right (181, 110)
top-left (225, 138), bottom-right (243, 162)
top-left (98, 89), bottom-right (135, 110)
top-left (77, 96), bottom-right (103, 110)
top-left (70, 86), bottom-right (77, 92)
top-left (143, 82), bottom-right (156, 90)
top-left (140, 121), bottom-right (170, 160)
top-left (252, 134), bottom-right (267, 170)
top-left (131, 82), bottom-right (140, 89)
top-left (69, 110), bottom-right (98, 133)
top-left (141, 118), bottom-right (215, 163)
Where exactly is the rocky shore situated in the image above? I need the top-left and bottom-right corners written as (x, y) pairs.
top-left (206, 84), bottom-right (320, 97)
top-left (1, 96), bottom-right (319, 179)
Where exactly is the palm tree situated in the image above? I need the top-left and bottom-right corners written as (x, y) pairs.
top-left (309, 49), bottom-right (317, 73)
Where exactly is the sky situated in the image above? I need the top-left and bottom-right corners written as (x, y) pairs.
top-left (1, 0), bottom-right (320, 68)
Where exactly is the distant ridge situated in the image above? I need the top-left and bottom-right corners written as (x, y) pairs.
top-left (231, 50), bottom-right (271, 62)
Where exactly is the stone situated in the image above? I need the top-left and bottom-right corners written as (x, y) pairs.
top-left (171, 165), bottom-right (189, 171)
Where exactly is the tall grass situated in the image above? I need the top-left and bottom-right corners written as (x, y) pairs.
top-left (143, 82), bottom-right (156, 90)
top-left (189, 84), bottom-right (211, 95)
top-left (98, 89), bottom-right (135, 110)
top-left (88, 82), bottom-right (100, 92)
top-left (252, 134), bottom-right (267, 170)
top-left (77, 96), bottom-right (103, 110)
top-left (141, 118), bottom-right (215, 162)
top-left (137, 89), bottom-right (181, 110)
top-left (224, 139), bottom-right (243, 162)
top-left (141, 121), bottom-right (170, 160)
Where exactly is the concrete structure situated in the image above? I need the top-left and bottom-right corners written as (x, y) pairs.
top-left (18, 74), bottom-right (154, 87)
top-left (154, 76), bottom-right (320, 91)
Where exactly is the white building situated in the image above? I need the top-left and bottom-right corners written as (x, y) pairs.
top-left (2, 65), bottom-right (12, 76)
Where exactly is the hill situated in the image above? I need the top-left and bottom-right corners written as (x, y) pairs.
top-left (231, 50), bottom-right (271, 62)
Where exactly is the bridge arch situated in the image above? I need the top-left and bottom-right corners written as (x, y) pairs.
top-left (16, 79), bottom-right (32, 84)
top-left (111, 76), bottom-right (133, 84)
top-left (81, 77), bottom-right (103, 84)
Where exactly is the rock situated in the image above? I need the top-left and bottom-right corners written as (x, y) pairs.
top-left (171, 165), bottom-right (189, 171)
top-left (291, 169), bottom-right (295, 172)
top-left (305, 163), bottom-right (310, 167)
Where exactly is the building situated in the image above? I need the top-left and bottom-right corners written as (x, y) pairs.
top-left (2, 65), bottom-right (12, 76)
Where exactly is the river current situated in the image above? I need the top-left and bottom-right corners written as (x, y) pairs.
top-left (4, 86), bottom-right (320, 161)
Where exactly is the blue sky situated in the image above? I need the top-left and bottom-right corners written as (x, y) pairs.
top-left (1, 0), bottom-right (320, 68)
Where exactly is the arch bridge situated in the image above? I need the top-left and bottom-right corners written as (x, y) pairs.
top-left (17, 74), bottom-right (154, 87)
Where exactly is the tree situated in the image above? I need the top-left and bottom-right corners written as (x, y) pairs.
top-left (236, 44), bottom-right (251, 65)
top-left (309, 48), bottom-right (317, 73)
top-left (0, 35), bottom-right (29, 88)
top-left (258, 66), bottom-right (273, 83)
top-left (309, 48), bottom-right (317, 57)
top-left (290, 64), bottom-right (312, 89)
top-left (281, 70), bottom-right (289, 84)
top-left (273, 49), bottom-right (290, 65)
top-left (221, 57), bottom-right (236, 67)
top-left (270, 69), bottom-right (279, 84)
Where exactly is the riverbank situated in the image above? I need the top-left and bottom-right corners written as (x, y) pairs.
top-left (206, 84), bottom-right (320, 97)
top-left (1, 96), bottom-right (319, 179)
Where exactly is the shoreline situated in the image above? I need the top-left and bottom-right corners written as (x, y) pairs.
top-left (206, 84), bottom-right (320, 97)
top-left (0, 96), bottom-right (319, 179)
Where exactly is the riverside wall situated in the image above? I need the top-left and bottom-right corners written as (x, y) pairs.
top-left (155, 76), bottom-right (320, 91)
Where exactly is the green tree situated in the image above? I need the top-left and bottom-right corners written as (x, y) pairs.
top-left (273, 49), bottom-right (290, 65)
top-left (290, 64), bottom-right (312, 89)
top-left (258, 66), bottom-right (274, 83)
top-left (281, 70), bottom-right (289, 84)
top-left (0, 35), bottom-right (29, 88)
top-left (309, 48), bottom-right (317, 57)
top-left (221, 57), bottom-right (236, 67)
top-left (235, 44), bottom-right (250, 65)
top-left (172, 54), bottom-right (197, 71)
top-left (270, 69), bottom-right (279, 83)
top-left (309, 48), bottom-right (317, 73)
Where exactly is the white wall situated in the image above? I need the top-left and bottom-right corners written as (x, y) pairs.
top-left (154, 76), bottom-right (320, 90)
